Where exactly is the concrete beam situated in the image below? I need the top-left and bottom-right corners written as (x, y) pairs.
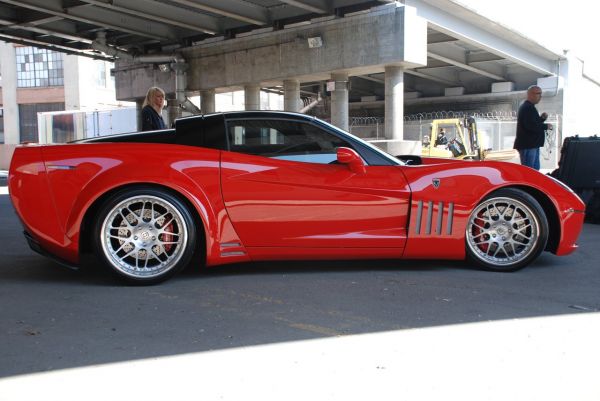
top-left (407, 0), bottom-right (557, 75)
top-left (427, 51), bottom-right (505, 81)
top-left (168, 0), bottom-right (269, 26)
top-left (405, 69), bottom-right (458, 86)
top-left (181, 4), bottom-right (426, 90)
top-left (0, 17), bottom-right (92, 44)
top-left (357, 75), bottom-right (384, 84)
top-left (0, 0), bottom-right (178, 41)
top-left (278, 0), bottom-right (328, 14)
top-left (79, 0), bottom-right (220, 34)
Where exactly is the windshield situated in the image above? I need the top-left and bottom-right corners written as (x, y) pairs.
top-left (315, 118), bottom-right (405, 166)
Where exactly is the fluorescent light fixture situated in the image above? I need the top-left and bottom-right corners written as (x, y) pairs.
top-left (307, 36), bottom-right (323, 48)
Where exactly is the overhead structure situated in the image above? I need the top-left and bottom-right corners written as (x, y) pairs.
top-left (0, 0), bottom-right (389, 59)
top-left (0, 0), bottom-right (560, 88)
top-left (3, 0), bottom-right (587, 143)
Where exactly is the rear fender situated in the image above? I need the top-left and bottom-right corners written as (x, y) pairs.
top-left (8, 146), bottom-right (75, 261)
top-left (40, 143), bottom-right (246, 265)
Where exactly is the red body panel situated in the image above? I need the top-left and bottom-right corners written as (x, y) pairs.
top-left (8, 146), bottom-right (71, 261)
top-left (9, 143), bottom-right (585, 270)
top-left (221, 151), bottom-right (410, 252)
top-left (10, 143), bottom-right (249, 266)
top-left (401, 158), bottom-right (585, 259)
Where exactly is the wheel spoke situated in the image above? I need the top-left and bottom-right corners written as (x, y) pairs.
top-left (119, 248), bottom-right (138, 262)
top-left (491, 244), bottom-right (504, 258)
top-left (108, 233), bottom-right (124, 241)
top-left (114, 241), bottom-right (131, 254)
top-left (505, 242), bottom-right (516, 257)
top-left (472, 221), bottom-right (488, 231)
top-left (159, 241), bottom-right (180, 245)
top-left (154, 212), bottom-right (170, 228)
top-left (511, 236), bottom-right (529, 246)
top-left (125, 206), bottom-right (140, 224)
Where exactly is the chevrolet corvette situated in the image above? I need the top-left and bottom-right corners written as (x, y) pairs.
top-left (8, 111), bottom-right (586, 284)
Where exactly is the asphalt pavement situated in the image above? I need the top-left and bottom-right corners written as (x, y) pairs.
top-left (1, 179), bottom-right (599, 401)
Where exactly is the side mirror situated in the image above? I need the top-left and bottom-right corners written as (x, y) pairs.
top-left (336, 147), bottom-right (366, 174)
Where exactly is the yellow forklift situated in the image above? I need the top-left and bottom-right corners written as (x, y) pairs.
top-left (421, 117), bottom-right (517, 161)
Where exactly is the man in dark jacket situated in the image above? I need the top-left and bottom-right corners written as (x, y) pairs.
top-left (513, 85), bottom-right (553, 170)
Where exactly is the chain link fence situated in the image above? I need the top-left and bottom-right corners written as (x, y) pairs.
top-left (350, 111), bottom-right (561, 169)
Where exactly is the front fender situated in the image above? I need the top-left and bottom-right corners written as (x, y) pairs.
top-left (400, 160), bottom-right (585, 259)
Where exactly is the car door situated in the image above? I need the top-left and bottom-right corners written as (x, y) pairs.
top-left (220, 117), bottom-right (411, 250)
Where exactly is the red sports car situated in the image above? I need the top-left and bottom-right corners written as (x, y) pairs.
top-left (8, 111), bottom-right (586, 284)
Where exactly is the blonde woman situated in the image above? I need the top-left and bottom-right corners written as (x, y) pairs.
top-left (141, 87), bottom-right (166, 131)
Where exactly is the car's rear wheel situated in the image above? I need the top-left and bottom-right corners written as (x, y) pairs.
top-left (94, 187), bottom-right (196, 285)
top-left (466, 188), bottom-right (548, 272)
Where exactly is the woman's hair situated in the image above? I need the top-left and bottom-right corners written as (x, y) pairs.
top-left (142, 87), bottom-right (165, 108)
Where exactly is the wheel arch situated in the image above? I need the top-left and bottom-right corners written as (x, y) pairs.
top-left (488, 184), bottom-right (560, 254)
top-left (79, 183), bottom-right (207, 266)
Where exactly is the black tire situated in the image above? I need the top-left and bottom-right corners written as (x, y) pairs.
top-left (465, 188), bottom-right (549, 272)
top-left (93, 187), bottom-right (197, 285)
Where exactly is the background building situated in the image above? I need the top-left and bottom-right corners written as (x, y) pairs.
top-left (0, 42), bottom-right (132, 165)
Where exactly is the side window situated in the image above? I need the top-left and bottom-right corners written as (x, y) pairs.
top-left (176, 114), bottom-right (227, 150)
top-left (226, 119), bottom-right (353, 164)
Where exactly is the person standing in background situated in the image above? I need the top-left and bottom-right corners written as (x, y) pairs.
top-left (141, 87), bottom-right (167, 131)
top-left (513, 85), bottom-right (553, 170)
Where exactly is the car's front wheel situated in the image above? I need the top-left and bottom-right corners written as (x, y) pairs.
top-left (466, 188), bottom-right (548, 272)
top-left (93, 187), bottom-right (197, 285)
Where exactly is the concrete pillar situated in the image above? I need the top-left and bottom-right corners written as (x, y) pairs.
top-left (0, 42), bottom-right (19, 144)
top-left (201, 89), bottom-right (216, 114)
top-left (166, 95), bottom-right (179, 127)
top-left (283, 79), bottom-right (302, 112)
top-left (384, 66), bottom-right (404, 140)
top-left (136, 99), bottom-right (144, 131)
top-left (330, 72), bottom-right (349, 131)
top-left (63, 54), bottom-right (80, 110)
top-left (244, 84), bottom-right (261, 110)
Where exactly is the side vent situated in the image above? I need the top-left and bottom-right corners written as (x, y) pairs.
top-left (414, 200), bottom-right (454, 236)
top-left (220, 242), bottom-right (246, 257)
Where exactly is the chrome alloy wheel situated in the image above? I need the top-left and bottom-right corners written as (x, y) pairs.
top-left (100, 195), bottom-right (189, 279)
top-left (466, 196), bottom-right (541, 268)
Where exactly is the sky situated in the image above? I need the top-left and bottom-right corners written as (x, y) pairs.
top-left (455, 0), bottom-right (599, 77)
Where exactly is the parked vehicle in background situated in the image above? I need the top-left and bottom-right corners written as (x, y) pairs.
top-left (421, 117), bottom-right (518, 161)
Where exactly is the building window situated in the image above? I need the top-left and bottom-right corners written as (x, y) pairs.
top-left (18, 103), bottom-right (65, 143)
top-left (16, 47), bottom-right (64, 88)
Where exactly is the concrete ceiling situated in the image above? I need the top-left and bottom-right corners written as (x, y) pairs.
top-left (0, 0), bottom-right (561, 102)
top-left (0, 0), bottom-right (390, 60)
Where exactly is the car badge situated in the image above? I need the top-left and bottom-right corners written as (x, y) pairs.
top-left (432, 178), bottom-right (441, 189)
